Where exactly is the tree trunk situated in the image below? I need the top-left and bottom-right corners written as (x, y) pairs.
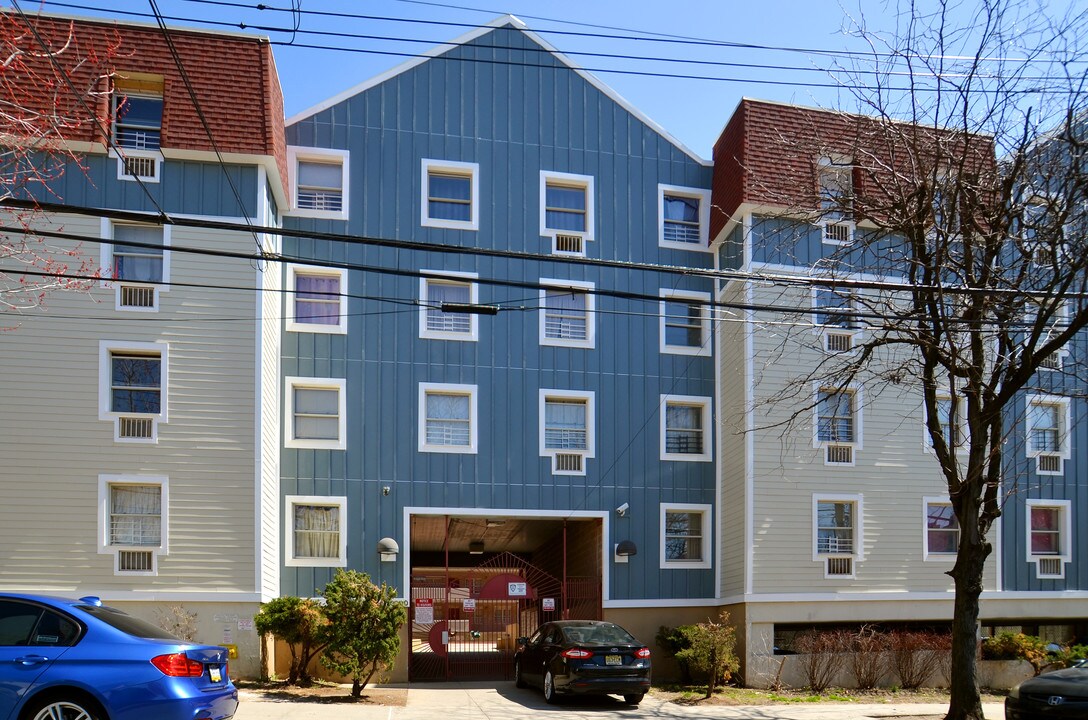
top-left (945, 526), bottom-right (990, 720)
top-left (351, 679), bottom-right (362, 698)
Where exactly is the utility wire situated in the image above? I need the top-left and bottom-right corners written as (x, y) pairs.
top-left (0, 221), bottom-right (1070, 330)
top-left (6, 197), bottom-right (1076, 302)
top-left (146, 0), bottom-right (266, 255)
top-left (8, 0), bottom-right (170, 220)
top-left (38, 2), bottom-right (1086, 93)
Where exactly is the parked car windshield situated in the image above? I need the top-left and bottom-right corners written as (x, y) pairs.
top-left (562, 623), bottom-right (636, 645)
top-left (77, 604), bottom-right (180, 640)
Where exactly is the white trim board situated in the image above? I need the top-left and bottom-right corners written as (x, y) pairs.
top-left (285, 15), bottom-right (709, 167)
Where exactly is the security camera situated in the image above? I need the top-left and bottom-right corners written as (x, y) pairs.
top-left (616, 503), bottom-right (629, 517)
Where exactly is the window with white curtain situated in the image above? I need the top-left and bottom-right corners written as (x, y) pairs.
top-left (112, 225), bottom-right (164, 283)
top-left (286, 496), bottom-right (347, 566)
top-left (109, 484), bottom-right (162, 547)
top-left (660, 503), bottom-right (712, 568)
top-left (418, 383), bottom-right (477, 453)
top-left (419, 273), bottom-right (478, 341)
top-left (287, 146), bottom-right (349, 220)
top-left (539, 280), bottom-right (595, 348)
top-left (544, 398), bottom-right (588, 451)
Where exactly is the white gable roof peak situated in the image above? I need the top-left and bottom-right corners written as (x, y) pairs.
top-left (286, 14), bottom-right (706, 166)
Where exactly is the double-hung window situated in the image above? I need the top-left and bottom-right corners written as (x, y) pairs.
top-left (1026, 394), bottom-right (1069, 475)
top-left (659, 185), bottom-right (711, 250)
top-left (816, 387), bottom-right (859, 465)
top-left (99, 341), bottom-right (168, 442)
top-left (814, 289), bottom-right (858, 352)
top-left (107, 223), bottom-right (169, 311)
top-left (288, 147), bottom-right (350, 220)
top-left (111, 73), bottom-right (164, 182)
top-left (419, 272), bottom-right (478, 341)
top-left (660, 290), bottom-right (711, 356)
top-left (926, 393), bottom-right (964, 452)
top-left (286, 496), bottom-right (347, 567)
top-left (98, 475), bottom-right (167, 575)
top-left (814, 494), bottom-right (862, 578)
top-left (540, 390), bottom-right (594, 475)
top-left (923, 498), bottom-right (959, 559)
top-left (540, 171), bottom-right (594, 254)
top-left (286, 265), bottom-right (347, 334)
top-left (418, 383), bottom-right (477, 454)
top-left (285, 377), bottom-right (347, 450)
top-left (421, 160), bottom-right (478, 230)
top-left (1026, 500), bottom-right (1071, 579)
top-left (818, 158), bottom-right (854, 244)
top-left (540, 280), bottom-right (594, 349)
top-left (661, 395), bottom-right (712, 462)
top-left (660, 503), bottom-right (712, 568)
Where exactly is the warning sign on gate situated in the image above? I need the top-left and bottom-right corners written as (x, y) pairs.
top-left (415, 598), bottom-right (434, 624)
top-left (462, 598), bottom-right (476, 613)
top-left (542, 598), bottom-right (555, 611)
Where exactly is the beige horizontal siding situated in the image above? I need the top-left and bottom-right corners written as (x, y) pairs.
top-left (0, 212), bottom-right (261, 594)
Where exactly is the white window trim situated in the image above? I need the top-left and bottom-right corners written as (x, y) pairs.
top-left (109, 147), bottom-right (162, 184)
top-left (418, 382), bottom-right (478, 454)
top-left (660, 394), bottom-right (713, 462)
top-left (286, 146), bottom-right (350, 221)
top-left (1025, 499), bottom-right (1071, 579)
top-left (817, 156), bottom-right (854, 245)
top-left (418, 271), bottom-right (479, 342)
top-left (1025, 393), bottom-right (1070, 475)
top-left (658, 184), bottom-right (712, 252)
top-left (812, 493), bottom-right (864, 578)
top-left (659, 289), bottom-right (711, 356)
top-left (98, 340), bottom-right (169, 443)
top-left (286, 264), bottom-right (348, 335)
top-left (420, 159), bottom-right (479, 231)
top-left (922, 496), bottom-right (958, 562)
top-left (285, 495), bottom-right (348, 568)
top-left (100, 218), bottom-right (171, 312)
top-left (539, 388), bottom-right (595, 475)
top-left (659, 502), bottom-right (713, 569)
top-left (284, 376), bottom-right (347, 450)
top-left (539, 278), bottom-right (595, 349)
top-left (539, 170), bottom-right (595, 242)
top-left (812, 383), bottom-right (863, 464)
top-left (1025, 300), bottom-right (1070, 370)
top-left (97, 474), bottom-right (168, 577)
top-left (810, 287), bottom-right (862, 353)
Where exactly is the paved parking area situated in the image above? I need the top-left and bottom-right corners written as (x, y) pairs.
top-left (235, 683), bottom-right (1007, 720)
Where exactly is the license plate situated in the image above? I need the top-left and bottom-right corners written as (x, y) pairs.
top-left (209, 666), bottom-right (222, 682)
top-left (605, 655), bottom-right (622, 666)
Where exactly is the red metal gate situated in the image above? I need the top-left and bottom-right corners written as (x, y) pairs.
top-left (409, 551), bottom-right (600, 681)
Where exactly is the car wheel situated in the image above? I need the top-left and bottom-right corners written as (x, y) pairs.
top-left (514, 660), bottom-right (527, 688)
top-left (624, 693), bottom-right (645, 706)
top-left (543, 670), bottom-right (558, 704)
top-left (26, 697), bottom-right (103, 720)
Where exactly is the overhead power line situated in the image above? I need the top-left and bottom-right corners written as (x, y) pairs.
top-left (38, 2), bottom-right (1087, 94)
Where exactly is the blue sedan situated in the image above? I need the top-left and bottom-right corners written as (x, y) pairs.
top-left (0, 593), bottom-right (238, 720)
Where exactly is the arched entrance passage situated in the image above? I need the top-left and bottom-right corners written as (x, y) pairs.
top-left (408, 516), bottom-right (602, 682)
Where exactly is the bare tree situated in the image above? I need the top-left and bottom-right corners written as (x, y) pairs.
top-left (735, 3), bottom-right (1087, 719)
top-left (0, 10), bottom-right (117, 318)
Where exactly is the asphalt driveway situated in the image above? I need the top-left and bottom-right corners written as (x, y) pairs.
top-left (235, 683), bottom-right (1007, 720)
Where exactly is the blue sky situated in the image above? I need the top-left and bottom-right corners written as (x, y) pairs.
top-left (16, 0), bottom-right (1085, 157)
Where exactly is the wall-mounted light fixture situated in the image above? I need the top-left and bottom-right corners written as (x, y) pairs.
top-left (469, 540), bottom-right (485, 555)
top-left (378, 537), bottom-right (399, 562)
top-left (614, 539), bottom-right (638, 563)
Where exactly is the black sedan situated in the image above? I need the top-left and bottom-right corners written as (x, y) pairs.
top-left (513, 620), bottom-right (651, 705)
top-left (1006, 659), bottom-right (1088, 719)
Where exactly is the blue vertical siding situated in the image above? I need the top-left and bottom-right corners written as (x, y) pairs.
top-left (282, 23), bottom-right (716, 600)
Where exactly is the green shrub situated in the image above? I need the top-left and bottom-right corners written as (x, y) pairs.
top-left (673, 611), bottom-right (740, 699)
top-left (981, 632), bottom-right (1050, 675)
top-left (656, 624), bottom-right (697, 684)
top-left (253, 596), bottom-right (329, 685)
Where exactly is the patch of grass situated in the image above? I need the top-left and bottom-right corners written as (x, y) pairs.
top-left (652, 684), bottom-right (1005, 707)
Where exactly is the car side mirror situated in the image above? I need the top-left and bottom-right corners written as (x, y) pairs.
top-left (517, 636), bottom-right (529, 646)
